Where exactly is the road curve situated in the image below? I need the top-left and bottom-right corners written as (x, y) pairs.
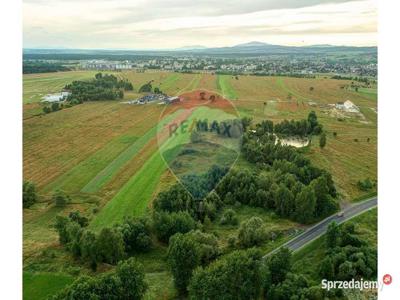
top-left (263, 197), bottom-right (377, 258)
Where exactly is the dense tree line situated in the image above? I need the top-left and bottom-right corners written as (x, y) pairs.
top-left (23, 61), bottom-right (71, 74)
top-left (216, 167), bottom-right (337, 224)
top-left (274, 111), bottom-right (322, 137)
top-left (51, 258), bottom-right (147, 300)
top-left (54, 213), bottom-right (152, 270)
top-left (155, 116), bottom-right (337, 226)
top-left (64, 73), bottom-right (132, 103)
top-left (320, 222), bottom-right (377, 281)
top-left (42, 102), bottom-right (64, 114)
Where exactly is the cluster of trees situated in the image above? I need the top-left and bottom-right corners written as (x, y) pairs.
top-left (51, 258), bottom-right (148, 300)
top-left (180, 165), bottom-right (228, 200)
top-left (167, 230), bottom-right (220, 293)
top-left (216, 166), bottom-right (338, 224)
top-left (153, 166), bottom-right (226, 221)
top-left (162, 207), bottom-right (370, 298)
top-left (23, 61), bottom-right (70, 74)
top-left (189, 248), bottom-right (263, 299)
top-left (274, 111), bottom-right (323, 137)
top-left (54, 213), bottom-right (152, 270)
top-left (237, 217), bottom-right (268, 247)
top-left (263, 247), bottom-right (341, 300)
top-left (195, 119), bottom-right (243, 138)
top-left (42, 102), bottom-right (64, 114)
top-left (219, 208), bottom-right (238, 225)
top-left (320, 222), bottom-right (377, 281)
top-left (23, 181), bottom-right (37, 208)
top-left (153, 211), bottom-right (198, 243)
top-left (64, 73), bottom-right (132, 103)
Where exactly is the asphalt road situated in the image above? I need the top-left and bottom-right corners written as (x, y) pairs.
top-left (263, 197), bottom-right (377, 258)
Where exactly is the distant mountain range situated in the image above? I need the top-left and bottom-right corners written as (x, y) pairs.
top-left (23, 41), bottom-right (377, 58)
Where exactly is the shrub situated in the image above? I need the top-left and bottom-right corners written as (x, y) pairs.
top-left (237, 217), bottom-right (267, 247)
top-left (357, 178), bottom-right (374, 191)
top-left (23, 181), bottom-right (37, 208)
top-left (52, 190), bottom-right (70, 207)
top-left (96, 227), bottom-right (125, 264)
top-left (220, 209), bottom-right (239, 226)
top-left (168, 233), bottom-right (201, 293)
top-left (153, 211), bottom-right (197, 243)
top-left (189, 249), bottom-right (262, 300)
top-left (119, 217), bottom-right (152, 253)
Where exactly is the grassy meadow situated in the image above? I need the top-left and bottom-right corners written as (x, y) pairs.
top-left (23, 70), bottom-right (377, 299)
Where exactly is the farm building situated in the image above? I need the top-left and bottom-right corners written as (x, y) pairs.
top-left (335, 100), bottom-right (359, 113)
top-left (41, 91), bottom-right (70, 102)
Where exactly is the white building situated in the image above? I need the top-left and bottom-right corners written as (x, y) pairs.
top-left (335, 100), bottom-right (359, 113)
top-left (42, 91), bottom-right (70, 102)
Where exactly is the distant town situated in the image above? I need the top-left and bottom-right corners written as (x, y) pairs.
top-left (76, 56), bottom-right (376, 77)
top-left (23, 43), bottom-right (377, 78)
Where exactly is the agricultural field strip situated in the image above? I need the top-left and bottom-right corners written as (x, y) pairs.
top-left (23, 71), bottom-right (101, 104)
top-left (152, 73), bottom-right (181, 94)
top-left (81, 110), bottom-right (182, 193)
top-left (176, 73), bottom-right (202, 95)
top-left (38, 106), bottom-right (160, 193)
top-left (276, 77), bottom-right (310, 101)
top-left (216, 74), bottom-right (238, 100)
top-left (90, 107), bottom-right (238, 229)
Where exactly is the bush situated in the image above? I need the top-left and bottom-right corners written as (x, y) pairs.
top-left (237, 217), bottom-right (267, 247)
top-left (357, 178), bottom-right (374, 191)
top-left (52, 190), bottom-right (70, 207)
top-left (139, 82), bottom-right (152, 93)
top-left (68, 211), bottom-right (88, 227)
top-left (96, 228), bottom-right (125, 264)
top-left (153, 211), bottom-right (197, 243)
top-left (168, 233), bottom-right (201, 293)
top-left (116, 258), bottom-right (148, 299)
top-left (119, 217), bottom-right (152, 253)
top-left (23, 181), bottom-right (37, 208)
top-left (188, 249), bottom-right (262, 300)
top-left (52, 258), bottom-right (148, 300)
top-left (220, 209), bottom-right (239, 226)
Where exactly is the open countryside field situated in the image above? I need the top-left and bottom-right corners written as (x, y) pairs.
top-left (216, 74), bottom-right (238, 100)
top-left (23, 70), bottom-right (377, 299)
top-left (91, 105), bottom-right (241, 229)
top-left (23, 71), bottom-right (103, 104)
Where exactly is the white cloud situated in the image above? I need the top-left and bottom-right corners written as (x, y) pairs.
top-left (23, 0), bottom-right (377, 49)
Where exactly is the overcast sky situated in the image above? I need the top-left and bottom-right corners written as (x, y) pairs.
top-left (23, 0), bottom-right (377, 49)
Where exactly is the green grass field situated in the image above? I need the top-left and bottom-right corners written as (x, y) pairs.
top-left (23, 71), bottom-right (102, 104)
top-left (216, 74), bottom-right (238, 100)
top-left (23, 70), bottom-right (377, 299)
top-left (90, 106), bottom-right (240, 229)
top-left (23, 272), bottom-right (74, 300)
